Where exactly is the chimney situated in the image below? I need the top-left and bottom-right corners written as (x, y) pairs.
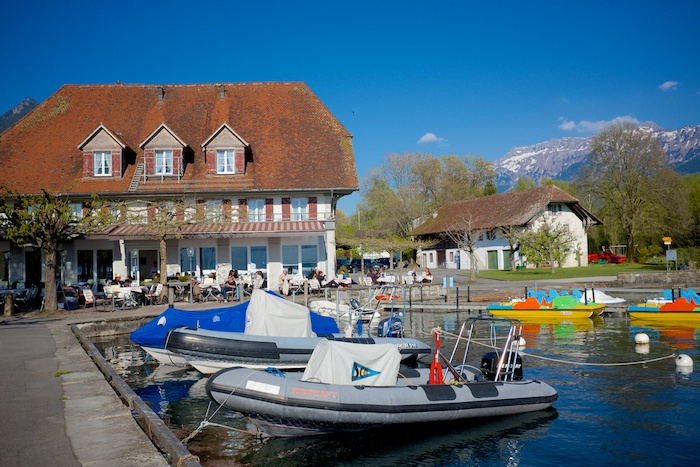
top-left (219, 85), bottom-right (225, 100)
top-left (158, 86), bottom-right (164, 101)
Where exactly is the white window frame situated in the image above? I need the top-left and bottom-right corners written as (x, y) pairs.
top-left (216, 149), bottom-right (235, 174)
top-left (291, 198), bottom-right (308, 221)
top-left (248, 199), bottom-right (265, 222)
top-left (155, 150), bottom-right (174, 175)
top-left (206, 200), bottom-right (222, 221)
top-left (94, 151), bottom-right (112, 176)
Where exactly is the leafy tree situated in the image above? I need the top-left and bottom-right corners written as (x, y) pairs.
top-left (514, 177), bottom-right (537, 191)
top-left (439, 212), bottom-right (482, 281)
top-left (518, 212), bottom-right (575, 274)
top-left (499, 224), bottom-right (522, 270)
top-left (577, 121), bottom-right (668, 262)
top-left (112, 198), bottom-right (234, 300)
top-left (0, 189), bottom-right (110, 311)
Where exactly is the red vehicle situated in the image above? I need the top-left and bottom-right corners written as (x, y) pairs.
top-left (588, 247), bottom-right (626, 264)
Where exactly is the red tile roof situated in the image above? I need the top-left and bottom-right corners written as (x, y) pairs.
top-left (0, 83), bottom-right (358, 197)
top-left (411, 185), bottom-right (601, 236)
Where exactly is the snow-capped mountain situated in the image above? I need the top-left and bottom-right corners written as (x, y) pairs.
top-left (495, 122), bottom-right (700, 190)
top-left (0, 98), bottom-right (38, 134)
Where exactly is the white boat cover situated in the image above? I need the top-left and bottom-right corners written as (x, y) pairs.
top-left (245, 289), bottom-right (315, 337)
top-left (309, 300), bottom-right (351, 316)
top-left (301, 340), bottom-right (400, 386)
top-left (581, 290), bottom-right (625, 304)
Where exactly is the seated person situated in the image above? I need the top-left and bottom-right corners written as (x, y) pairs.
top-left (222, 270), bottom-right (237, 301)
top-left (423, 268), bottom-right (433, 283)
top-left (366, 268), bottom-right (379, 285)
top-left (278, 270), bottom-right (289, 294)
top-left (253, 270), bottom-right (265, 289)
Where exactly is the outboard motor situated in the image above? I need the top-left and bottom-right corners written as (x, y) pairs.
top-left (349, 298), bottom-right (362, 311)
top-left (377, 316), bottom-right (404, 338)
top-left (480, 352), bottom-right (523, 381)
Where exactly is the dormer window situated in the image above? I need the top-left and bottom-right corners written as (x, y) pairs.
top-left (217, 149), bottom-right (235, 174)
top-left (155, 150), bottom-right (174, 175)
top-left (94, 151), bottom-right (112, 176)
top-left (78, 124), bottom-right (126, 179)
top-left (140, 124), bottom-right (186, 180)
top-left (202, 123), bottom-right (249, 175)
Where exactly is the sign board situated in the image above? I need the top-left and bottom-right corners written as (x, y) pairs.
top-left (666, 249), bottom-right (677, 261)
top-left (662, 237), bottom-right (672, 245)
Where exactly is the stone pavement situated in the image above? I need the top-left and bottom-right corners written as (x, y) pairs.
top-left (0, 308), bottom-right (170, 467)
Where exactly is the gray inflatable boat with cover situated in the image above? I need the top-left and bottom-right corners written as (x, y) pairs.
top-left (205, 317), bottom-right (558, 437)
top-left (166, 289), bottom-right (430, 374)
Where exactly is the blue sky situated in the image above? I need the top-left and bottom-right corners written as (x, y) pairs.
top-left (2, 1), bottom-right (699, 212)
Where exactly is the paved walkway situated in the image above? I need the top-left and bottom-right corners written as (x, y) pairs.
top-left (0, 308), bottom-right (169, 467)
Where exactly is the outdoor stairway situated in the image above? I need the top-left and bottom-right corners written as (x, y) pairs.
top-left (128, 162), bottom-right (144, 192)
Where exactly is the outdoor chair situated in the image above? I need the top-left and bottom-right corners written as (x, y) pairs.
top-left (145, 283), bottom-right (163, 305)
top-left (82, 288), bottom-right (108, 311)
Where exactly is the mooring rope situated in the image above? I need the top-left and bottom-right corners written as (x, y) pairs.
top-left (519, 351), bottom-right (677, 366)
top-left (181, 370), bottom-right (263, 444)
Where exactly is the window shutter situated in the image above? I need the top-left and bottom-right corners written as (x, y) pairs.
top-left (206, 149), bottom-right (217, 174)
top-left (83, 151), bottom-right (93, 177)
top-left (223, 199), bottom-right (232, 221)
top-left (112, 149), bottom-right (121, 177)
top-left (265, 198), bottom-right (274, 221)
top-left (196, 200), bottom-right (205, 220)
top-left (173, 149), bottom-right (183, 175)
top-left (282, 198), bottom-right (291, 220)
top-left (238, 199), bottom-right (248, 220)
top-left (308, 197), bottom-right (317, 220)
top-left (144, 149), bottom-right (156, 175)
top-left (234, 148), bottom-right (245, 173)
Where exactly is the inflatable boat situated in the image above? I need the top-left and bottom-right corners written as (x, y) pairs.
top-left (205, 318), bottom-right (558, 437)
top-left (165, 289), bottom-right (430, 373)
top-left (166, 326), bottom-right (431, 373)
top-left (130, 290), bottom-right (339, 366)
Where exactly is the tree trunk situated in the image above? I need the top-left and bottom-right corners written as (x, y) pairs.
top-left (159, 238), bottom-right (168, 300)
top-left (469, 249), bottom-right (477, 281)
top-left (43, 243), bottom-right (58, 311)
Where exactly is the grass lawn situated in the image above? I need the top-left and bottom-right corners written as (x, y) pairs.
top-left (473, 262), bottom-right (667, 281)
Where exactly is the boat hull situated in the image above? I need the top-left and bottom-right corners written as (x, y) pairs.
top-left (166, 327), bottom-right (432, 374)
top-left (206, 367), bottom-right (558, 437)
top-left (629, 311), bottom-right (700, 322)
top-left (488, 308), bottom-right (594, 319)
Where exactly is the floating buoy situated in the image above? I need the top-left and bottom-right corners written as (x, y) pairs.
top-left (634, 333), bottom-right (650, 345)
top-left (635, 344), bottom-right (650, 355)
top-left (518, 337), bottom-right (527, 347)
top-left (676, 354), bottom-right (693, 373)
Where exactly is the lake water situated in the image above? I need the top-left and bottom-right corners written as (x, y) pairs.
top-left (94, 312), bottom-right (700, 466)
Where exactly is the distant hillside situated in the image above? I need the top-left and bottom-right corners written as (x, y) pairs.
top-left (494, 122), bottom-right (700, 190)
top-left (0, 98), bottom-right (38, 133)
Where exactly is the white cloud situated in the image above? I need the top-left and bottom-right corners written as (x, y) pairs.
top-left (417, 132), bottom-right (446, 144)
top-left (558, 115), bottom-right (641, 133)
top-left (658, 81), bottom-right (679, 92)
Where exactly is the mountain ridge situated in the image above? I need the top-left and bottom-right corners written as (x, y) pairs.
top-left (495, 122), bottom-right (700, 190)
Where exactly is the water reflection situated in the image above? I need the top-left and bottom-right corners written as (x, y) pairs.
top-left (241, 409), bottom-right (557, 466)
top-left (91, 313), bottom-right (700, 466)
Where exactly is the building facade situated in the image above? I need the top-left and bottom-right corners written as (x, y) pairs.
top-left (0, 83), bottom-right (358, 288)
top-left (411, 186), bottom-right (601, 270)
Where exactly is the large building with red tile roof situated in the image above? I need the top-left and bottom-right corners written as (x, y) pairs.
top-left (411, 185), bottom-right (601, 270)
top-left (0, 82), bottom-right (358, 288)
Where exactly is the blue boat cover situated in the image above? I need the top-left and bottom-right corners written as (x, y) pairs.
top-left (131, 290), bottom-right (339, 347)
